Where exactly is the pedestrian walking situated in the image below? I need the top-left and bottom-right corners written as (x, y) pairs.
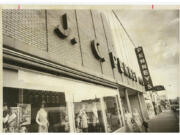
top-left (142, 120), bottom-right (149, 132)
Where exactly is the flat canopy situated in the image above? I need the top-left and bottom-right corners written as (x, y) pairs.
top-left (4, 69), bottom-right (119, 102)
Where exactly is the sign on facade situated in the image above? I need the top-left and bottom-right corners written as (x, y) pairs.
top-left (150, 85), bottom-right (165, 91)
top-left (135, 46), bottom-right (153, 91)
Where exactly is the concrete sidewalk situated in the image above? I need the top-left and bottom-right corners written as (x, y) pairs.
top-left (148, 110), bottom-right (179, 132)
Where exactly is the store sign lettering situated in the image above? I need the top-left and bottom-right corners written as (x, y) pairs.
top-left (138, 77), bottom-right (144, 85)
top-left (129, 69), bottom-right (133, 79)
top-left (126, 67), bottom-right (130, 78)
top-left (147, 83), bottom-right (152, 89)
top-left (54, 13), bottom-right (141, 85)
top-left (131, 71), bottom-right (135, 80)
top-left (109, 52), bottom-right (117, 68)
top-left (135, 47), bottom-right (153, 90)
top-left (91, 40), bottom-right (105, 62)
top-left (117, 58), bottom-right (124, 73)
top-left (141, 64), bottom-right (147, 70)
top-left (139, 58), bottom-right (146, 64)
top-left (54, 13), bottom-right (77, 45)
top-left (123, 63), bottom-right (128, 77)
top-left (132, 72), bottom-right (137, 82)
top-left (138, 53), bottom-right (144, 59)
top-left (109, 52), bottom-right (138, 82)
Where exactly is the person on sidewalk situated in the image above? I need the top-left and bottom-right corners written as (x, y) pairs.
top-left (142, 120), bottom-right (149, 132)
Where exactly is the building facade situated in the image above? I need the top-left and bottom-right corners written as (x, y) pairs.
top-left (2, 9), bottom-right (148, 132)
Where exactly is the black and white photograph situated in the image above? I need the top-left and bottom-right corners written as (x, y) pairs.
top-left (1, 5), bottom-right (180, 133)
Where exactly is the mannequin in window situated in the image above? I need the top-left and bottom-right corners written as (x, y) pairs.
top-left (77, 104), bottom-right (88, 132)
top-left (36, 100), bottom-right (49, 132)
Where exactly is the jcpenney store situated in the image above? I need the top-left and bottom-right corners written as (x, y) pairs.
top-left (3, 69), bottom-right (124, 133)
top-left (2, 9), bottom-right (147, 133)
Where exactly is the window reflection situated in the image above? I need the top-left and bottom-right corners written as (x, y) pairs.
top-left (74, 99), bottom-right (105, 132)
top-left (103, 96), bottom-right (121, 132)
top-left (3, 87), bottom-right (125, 133)
top-left (3, 88), bottom-right (70, 133)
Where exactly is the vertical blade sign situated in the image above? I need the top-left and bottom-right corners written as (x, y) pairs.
top-left (135, 46), bottom-right (153, 91)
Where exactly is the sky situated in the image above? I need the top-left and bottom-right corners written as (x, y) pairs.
top-left (112, 10), bottom-right (179, 99)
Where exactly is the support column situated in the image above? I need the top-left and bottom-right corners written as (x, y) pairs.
top-left (65, 91), bottom-right (75, 132)
top-left (67, 102), bottom-right (75, 132)
top-left (100, 98), bottom-right (108, 132)
top-left (137, 92), bottom-right (145, 121)
top-left (115, 95), bottom-right (123, 127)
top-left (116, 92), bottom-right (125, 127)
top-left (124, 89), bottom-right (132, 114)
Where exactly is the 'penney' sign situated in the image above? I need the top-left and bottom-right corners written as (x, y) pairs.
top-left (135, 46), bottom-right (153, 90)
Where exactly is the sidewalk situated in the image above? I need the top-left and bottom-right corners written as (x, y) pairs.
top-left (148, 110), bottom-right (179, 132)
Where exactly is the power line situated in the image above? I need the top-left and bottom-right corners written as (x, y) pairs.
top-left (112, 10), bottom-right (141, 78)
top-left (112, 10), bottom-right (137, 48)
top-left (110, 12), bottom-right (125, 61)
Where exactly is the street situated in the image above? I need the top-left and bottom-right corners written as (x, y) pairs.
top-left (148, 110), bottom-right (179, 132)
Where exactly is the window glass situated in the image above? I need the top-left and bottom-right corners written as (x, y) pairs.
top-left (3, 87), bottom-right (69, 133)
top-left (71, 87), bottom-right (125, 133)
top-left (74, 99), bottom-right (105, 132)
top-left (3, 86), bottom-right (125, 133)
top-left (103, 96), bottom-right (121, 132)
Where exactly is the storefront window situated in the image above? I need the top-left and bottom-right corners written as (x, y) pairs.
top-left (103, 96), bottom-right (121, 132)
top-left (3, 69), bottom-right (126, 133)
top-left (3, 87), bottom-right (70, 133)
top-left (3, 87), bottom-right (125, 133)
top-left (70, 85), bottom-right (125, 133)
top-left (74, 99), bottom-right (105, 132)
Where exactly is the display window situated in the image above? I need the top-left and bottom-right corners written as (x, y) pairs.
top-left (74, 99), bottom-right (105, 132)
top-left (71, 87), bottom-right (125, 133)
top-left (3, 69), bottom-right (125, 133)
top-left (3, 87), bottom-right (70, 133)
top-left (103, 96), bottom-right (122, 132)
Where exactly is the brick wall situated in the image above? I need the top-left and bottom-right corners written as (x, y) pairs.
top-left (3, 9), bottom-right (47, 51)
top-left (47, 10), bottom-right (82, 66)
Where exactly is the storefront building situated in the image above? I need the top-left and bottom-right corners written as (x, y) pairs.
top-left (2, 9), bottom-right (148, 132)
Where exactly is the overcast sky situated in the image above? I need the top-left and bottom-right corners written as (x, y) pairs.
top-left (113, 10), bottom-right (179, 99)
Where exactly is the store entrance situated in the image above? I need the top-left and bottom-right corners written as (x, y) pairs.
top-left (3, 87), bottom-right (69, 133)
